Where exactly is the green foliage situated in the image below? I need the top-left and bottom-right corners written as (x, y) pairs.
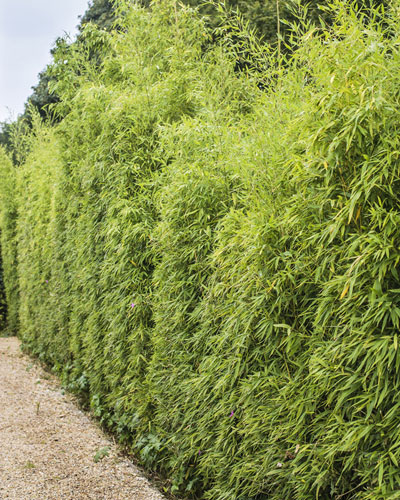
top-left (0, 148), bottom-right (19, 333)
top-left (27, 66), bottom-right (60, 121)
top-left (78, 0), bottom-right (116, 31)
top-left (93, 446), bottom-right (110, 462)
top-left (0, 122), bottom-right (13, 152)
top-left (185, 0), bottom-right (325, 43)
top-left (0, 240), bottom-right (7, 331)
top-left (2, 1), bottom-right (400, 499)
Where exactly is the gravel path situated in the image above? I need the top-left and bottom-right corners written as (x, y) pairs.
top-left (0, 337), bottom-right (166, 500)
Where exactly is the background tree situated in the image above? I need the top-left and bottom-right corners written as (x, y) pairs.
top-left (78, 0), bottom-right (116, 31)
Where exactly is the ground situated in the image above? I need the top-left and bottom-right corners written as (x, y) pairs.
top-left (0, 337), bottom-right (166, 500)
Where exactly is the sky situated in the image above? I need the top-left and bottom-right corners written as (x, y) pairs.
top-left (0, 0), bottom-right (91, 122)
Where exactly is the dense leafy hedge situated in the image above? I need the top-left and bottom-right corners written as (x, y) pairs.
top-left (0, 148), bottom-right (18, 333)
top-left (0, 242), bottom-right (6, 330)
top-left (2, 1), bottom-right (400, 498)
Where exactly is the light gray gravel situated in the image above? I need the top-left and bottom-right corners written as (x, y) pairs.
top-left (0, 337), bottom-right (166, 500)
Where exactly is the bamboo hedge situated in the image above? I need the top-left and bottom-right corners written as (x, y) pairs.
top-left (0, 148), bottom-right (18, 333)
top-left (1, 1), bottom-right (400, 498)
top-left (0, 242), bottom-right (6, 330)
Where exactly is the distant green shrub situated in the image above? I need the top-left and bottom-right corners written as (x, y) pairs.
top-left (1, 1), bottom-right (400, 499)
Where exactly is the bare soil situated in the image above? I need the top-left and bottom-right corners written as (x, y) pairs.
top-left (0, 337), bottom-right (166, 500)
